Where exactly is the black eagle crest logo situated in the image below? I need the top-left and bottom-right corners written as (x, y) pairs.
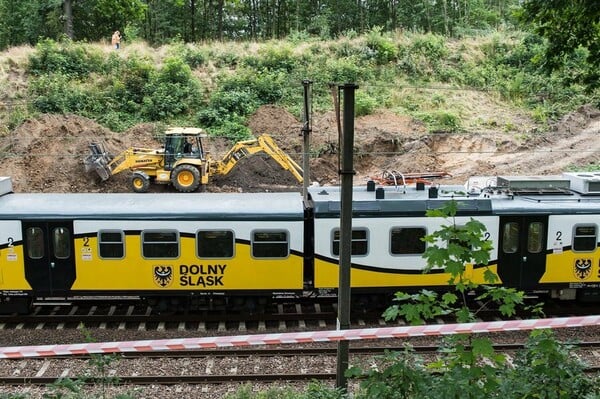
top-left (574, 258), bottom-right (592, 280)
top-left (153, 266), bottom-right (173, 287)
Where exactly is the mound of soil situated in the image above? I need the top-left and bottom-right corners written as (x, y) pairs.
top-left (0, 105), bottom-right (598, 193)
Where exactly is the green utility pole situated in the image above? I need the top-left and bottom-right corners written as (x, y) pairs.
top-left (336, 83), bottom-right (358, 390)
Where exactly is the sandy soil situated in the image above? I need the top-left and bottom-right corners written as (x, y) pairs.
top-left (0, 104), bottom-right (598, 193)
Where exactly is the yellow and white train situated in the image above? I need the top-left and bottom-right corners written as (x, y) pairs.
top-left (0, 171), bottom-right (599, 313)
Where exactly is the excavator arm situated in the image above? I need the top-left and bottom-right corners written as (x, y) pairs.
top-left (212, 134), bottom-right (303, 183)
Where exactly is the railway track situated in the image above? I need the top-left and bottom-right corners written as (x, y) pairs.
top-left (0, 300), bottom-right (342, 331)
top-left (1, 296), bottom-right (599, 332)
top-left (1, 343), bottom-right (600, 386)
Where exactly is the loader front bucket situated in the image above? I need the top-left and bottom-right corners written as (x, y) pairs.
top-left (84, 142), bottom-right (113, 181)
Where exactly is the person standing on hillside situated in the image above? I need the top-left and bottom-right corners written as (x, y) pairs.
top-left (111, 30), bottom-right (121, 50)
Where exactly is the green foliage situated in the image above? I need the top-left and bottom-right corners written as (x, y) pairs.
top-left (219, 70), bottom-right (286, 106)
top-left (28, 39), bottom-right (105, 78)
top-left (354, 91), bottom-right (377, 117)
top-left (383, 290), bottom-right (454, 325)
top-left (568, 163), bottom-right (600, 172)
top-left (42, 377), bottom-right (84, 398)
top-left (243, 44), bottom-right (298, 72)
top-left (343, 329), bottom-right (600, 398)
top-left (27, 47), bottom-right (202, 130)
top-left (210, 48), bottom-right (240, 68)
top-left (347, 349), bottom-right (428, 399)
top-left (325, 56), bottom-right (372, 84)
top-left (497, 329), bottom-right (598, 398)
top-left (225, 381), bottom-right (345, 398)
top-left (208, 117), bottom-right (253, 142)
top-left (11, 24), bottom-right (598, 138)
top-left (5, 105), bottom-right (31, 131)
top-left (365, 26), bottom-right (398, 65)
top-left (29, 74), bottom-right (99, 114)
top-left (209, 89), bottom-right (258, 117)
top-left (168, 44), bottom-right (207, 69)
top-left (398, 34), bottom-right (449, 80)
top-left (141, 57), bottom-right (201, 120)
top-left (108, 55), bottom-right (154, 109)
top-left (413, 111), bottom-right (461, 132)
top-left (517, 0), bottom-right (600, 91)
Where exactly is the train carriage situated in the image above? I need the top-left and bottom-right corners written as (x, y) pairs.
top-left (309, 184), bottom-right (500, 295)
top-left (0, 180), bottom-right (306, 313)
top-left (309, 172), bottom-right (600, 302)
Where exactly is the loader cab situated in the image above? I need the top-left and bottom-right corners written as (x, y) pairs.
top-left (163, 128), bottom-right (206, 171)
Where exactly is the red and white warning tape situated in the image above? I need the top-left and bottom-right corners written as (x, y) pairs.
top-left (1, 315), bottom-right (599, 359)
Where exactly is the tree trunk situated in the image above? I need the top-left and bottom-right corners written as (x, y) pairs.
top-left (190, 0), bottom-right (196, 41)
top-left (217, 0), bottom-right (224, 40)
top-left (64, 0), bottom-right (73, 39)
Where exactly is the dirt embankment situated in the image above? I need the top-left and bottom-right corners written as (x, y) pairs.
top-left (0, 104), bottom-right (598, 193)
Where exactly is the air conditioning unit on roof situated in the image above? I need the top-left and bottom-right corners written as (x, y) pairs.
top-left (563, 172), bottom-right (600, 195)
top-left (0, 177), bottom-right (13, 196)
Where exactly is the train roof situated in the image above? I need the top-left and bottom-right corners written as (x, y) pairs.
top-left (0, 191), bottom-right (304, 221)
top-left (309, 184), bottom-right (492, 217)
top-left (309, 181), bottom-right (600, 217)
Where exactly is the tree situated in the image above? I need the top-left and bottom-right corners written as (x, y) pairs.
top-left (0, 1), bottom-right (52, 49)
top-left (64, 0), bottom-right (73, 39)
top-left (73, 0), bottom-right (146, 41)
top-left (518, 0), bottom-right (600, 88)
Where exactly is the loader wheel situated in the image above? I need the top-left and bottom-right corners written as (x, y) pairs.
top-left (130, 171), bottom-right (150, 193)
top-left (171, 164), bottom-right (200, 192)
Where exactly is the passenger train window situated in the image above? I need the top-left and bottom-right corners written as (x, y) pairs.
top-left (527, 222), bottom-right (544, 253)
top-left (98, 230), bottom-right (125, 259)
top-left (252, 231), bottom-right (288, 258)
top-left (142, 230), bottom-right (179, 258)
top-left (332, 229), bottom-right (368, 256)
top-left (390, 227), bottom-right (426, 255)
top-left (502, 222), bottom-right (519, 254)
top-left (573, 225), bottom-right (597, 252)
top-left (52, 227), bottom-right (71, 259)
top-left (25, 227), bottom-right (44, 259)
top-left (197, 230), bottom-right (234, 258)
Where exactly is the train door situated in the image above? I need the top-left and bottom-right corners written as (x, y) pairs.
top-left (497, 215), bottom-right (548, 289)
top-left (22, 221), bottom-right (76, 297)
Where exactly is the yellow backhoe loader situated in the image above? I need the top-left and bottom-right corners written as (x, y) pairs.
top-left (84, 127), bottom-right (303, 193)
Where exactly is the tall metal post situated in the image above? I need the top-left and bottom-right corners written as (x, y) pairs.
top-left (301, 80), bottom-right (312, 203)
top-left (336, 83), bottom-right (358, 390)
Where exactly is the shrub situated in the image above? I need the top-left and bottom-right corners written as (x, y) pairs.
top-left (243, 43), bottom-right (297, 72)
top-left (398, 34), bottom-right (449, 79)
top-left (168, 43), bottom-right (207, 68)
top-left (28, 39), bottom-right (104, 78)
top-left (210, 48), bottom-right (240, 68)
top-left (326, 56), bottom-right (371, 83)
top-left (219, 70), bottom-right (286, 105)
top-left (355, 91), bottom-right (377, 116)
top-left (365, 26), bottom-right (399, 65)
top-left (496, 329), bottom-right (598, 398)
top-left (141, 57), bottom-right (202, 120)
top-left (29, 74), bottom-right (94, 114)
top-left (208, 89), bottom-right (259, 119)
top-left (208, 117), bottom-right (253, 142)
top-left (413, 110), bottom-right (461, 132)
top-left (110, 56), bottom-right (154, 106)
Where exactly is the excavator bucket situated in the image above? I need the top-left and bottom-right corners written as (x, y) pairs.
top-left (84, 142), bottom-right (113, 181)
